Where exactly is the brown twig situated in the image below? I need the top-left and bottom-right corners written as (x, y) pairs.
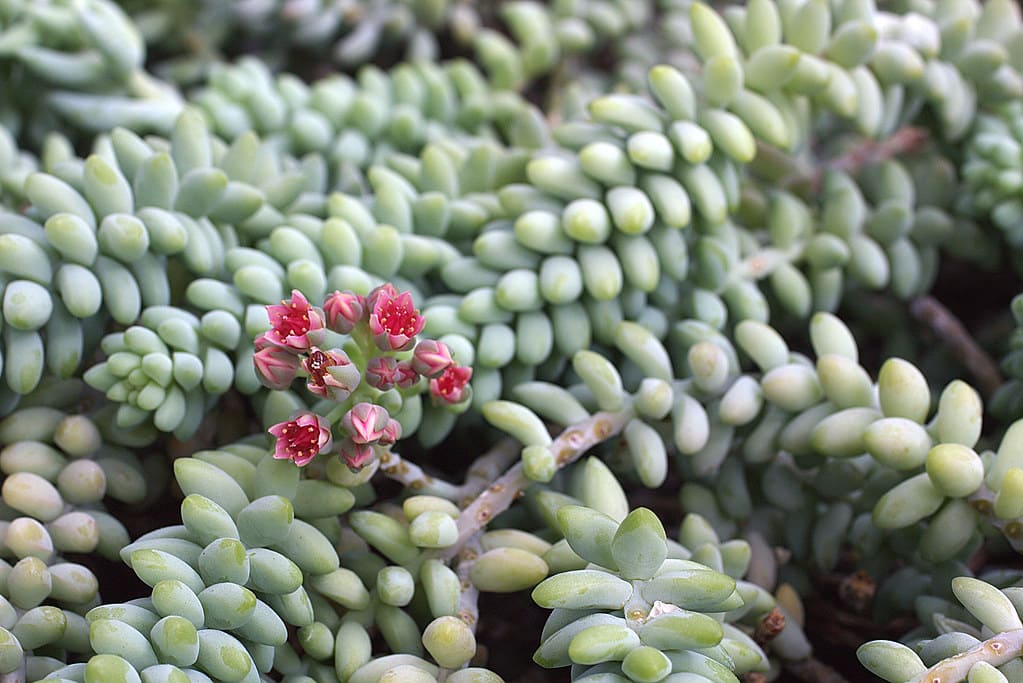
top-left (753, 608), bottom-right (786, 646)
top-left (910, 295), bottom-right (1004, 398)
top-left (825, 126), bottom-right (929, 178)
top-left (772, 126), bottom-right (931, 194)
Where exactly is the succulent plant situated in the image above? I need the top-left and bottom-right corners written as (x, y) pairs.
top-left (2, 0), bottom-right (1023, 681)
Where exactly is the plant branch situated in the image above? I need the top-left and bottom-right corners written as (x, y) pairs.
top-left (911, 295), bottom-right (1003, 398)
top-left (454, 438), bottom-right (521, 503)
top-left (909, 629), bottom-right (1023, 683)
top-left (825, 126), bottom-right (929, 178)
top-left (769, 126), bottom-right (930, 194)
top-left (376, 439), bottom-right (521, 502)
top-left (456, 532), bottom-right (483, 634)
top-left (432, 410), bottom-right (632, 562)
top-left (377, 448), bottom-right (463, 500)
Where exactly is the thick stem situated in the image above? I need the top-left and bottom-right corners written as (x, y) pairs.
top-left (433, 410), bottom-right (632, 561)
top-left (377, 448), bottom-right (462, 499)
top-left (454, 439), bottom-right (520, 504)
top-left (433, 533), bottom-right (485, 683)
top-left (456, 533), bottom-right (483, 634)
top-left (376, 439), bottom-right (520, 501)
top-left (910, 629), bottom-right (1023, 683)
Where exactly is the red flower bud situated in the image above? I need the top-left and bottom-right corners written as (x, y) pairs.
top-left (411, 339), bottom-right (453, 378)
top-left (394, 360), bottom-right (419, 389)
top-left (365, 356), bottom-right (400, 391)
top-left (378, 418), bottom-right (403, 447)
top-left (342, 402), bottom-right (390, 444)
top-left (253, 335), bottom-right (301, 390)
top-left (339, 437), bottom-right (375, 471)
top-left (323, 290), bottom-right (365, 334)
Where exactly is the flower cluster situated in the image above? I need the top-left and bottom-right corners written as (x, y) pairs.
top-left (253, 286), bottom-right (472, 470)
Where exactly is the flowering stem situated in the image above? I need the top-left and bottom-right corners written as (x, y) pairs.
top-left (432, 410), bottom-right (632, 562)
top-left (753, 608), bottom-right (786, 646)
top-left (909, 629), bottom-right (1023, 683)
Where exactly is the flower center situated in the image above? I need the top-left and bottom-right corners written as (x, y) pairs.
top-left (379, 300), bottom-right (419, 336)
top-left (306, 349), bottom-right (328, 385)
top-left (279, 421), bottom-right (320, 461)
top-left (436, 369), bottom-right (463, 397)
top-left (273, 301), bottom-right (311, 338)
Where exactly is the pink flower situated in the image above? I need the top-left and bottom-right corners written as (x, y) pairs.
top-left (411, 340), bottom-right (453, 378)
top-left (366, 283), bottom-right (398, 310)
top-left (368, 286), bottom-right (425, 352)
top-left (303, 347), bottom-right (360, 400)
top-left (265, 290), bottom-right (325, 352)
top-left (339, 437), bottom-right (375, 471)
top-left (253, 334), bottom-right (301, 389)
top-left (365, 357), bottom-right (399, 391)
top-left (378, 418), bottom-right (402, 447)
top-left (342, 402), bottom-right (390, 444)
top-left (268, 413), bottom-right (332, 466)
top-left (430, 364), bottom-right (473, 404)
top-left (394, 361), bottom-right (419, 389)
top-left (323, 290), bottom-right (365, 334)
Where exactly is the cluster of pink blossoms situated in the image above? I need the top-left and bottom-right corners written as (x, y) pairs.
top-left (253, 285), bottom-right (473, 470)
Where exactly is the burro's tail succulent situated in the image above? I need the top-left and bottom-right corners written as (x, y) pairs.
top-left (531, 506), bottom-right (775, 682)
top-left (3, 0), bottom-right (1023, 680)
top-left (859, 577), bottom-right (1023, 683)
